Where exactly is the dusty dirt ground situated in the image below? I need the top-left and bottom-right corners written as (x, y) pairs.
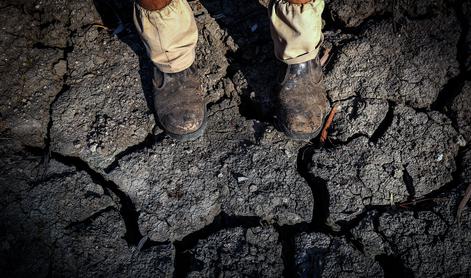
top-left (0, 0), bottom-right (470, 277)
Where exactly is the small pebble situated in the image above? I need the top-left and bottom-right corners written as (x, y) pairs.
top-left (436, 153), bottom-right (444, 162)
top-left (237, 176), bottom-right (249, 183)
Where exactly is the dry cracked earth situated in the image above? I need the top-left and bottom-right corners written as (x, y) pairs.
top-left (0, 0), bottom-right (470, 277)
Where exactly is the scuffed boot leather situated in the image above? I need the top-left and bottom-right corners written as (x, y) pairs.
top-left (275, 57), bottom-right (330, 141)
top-left (153, 66), bottom-right (207, 140)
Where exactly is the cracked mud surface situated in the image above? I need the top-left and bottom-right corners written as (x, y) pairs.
top-left (186, 226), bottom-right (283, 277)
top-left (1, 0), bottom-right (470, 277)
top-left (309, 104), bottom-right (463, 224)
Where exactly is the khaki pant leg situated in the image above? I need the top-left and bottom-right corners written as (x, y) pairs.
top-left (133, 0), bottom-right (198, 73)
top-left (269, 0), bottom-right (325, 64)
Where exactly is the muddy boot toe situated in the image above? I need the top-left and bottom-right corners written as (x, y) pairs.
top-left (153, 66), bottom-right (207, 141)
top-left (275, 57), bottom-right (330, 141)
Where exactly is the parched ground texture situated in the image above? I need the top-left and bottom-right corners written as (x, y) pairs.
top-left (0, 0), bottom-right (470, 277)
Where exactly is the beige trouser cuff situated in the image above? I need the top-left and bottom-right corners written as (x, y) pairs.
top-left (270, 0), bottom-right (325, 64)
top-left (133, 0), bottom-right (198, 73)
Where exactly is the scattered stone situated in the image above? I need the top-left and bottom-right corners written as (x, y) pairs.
top-left (187, 226), bottom-right (283, 277)
top-left (294, 232), bottom-right (383, 277)
top-left (237, 176), bottom-right (249, 183)
top-left (53, 59), bottom-right (68, 77)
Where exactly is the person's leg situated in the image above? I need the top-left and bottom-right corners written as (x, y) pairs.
top-left (134, 0), bottom-right (197, 73)
top-left (270, 0), bottom-right (324, 66)
top-left (134, 0), bottom-right (207, 140)
top-left (269, 0), bottom-right (329, 140)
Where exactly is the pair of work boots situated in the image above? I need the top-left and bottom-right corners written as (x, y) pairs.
top-left (153, 56), bottom-right (329, 141)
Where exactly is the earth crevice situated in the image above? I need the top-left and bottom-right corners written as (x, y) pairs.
top-left (46, 150), bottom-right (143, 246)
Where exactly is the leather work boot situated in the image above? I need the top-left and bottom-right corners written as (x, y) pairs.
top-left (274, 57), bottom-right (330, 141)
top-left (153, 66), bottom-right (207, 141)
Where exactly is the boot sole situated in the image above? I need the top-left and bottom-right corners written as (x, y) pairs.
top-left (163, 110), bottom-right (208, 141)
